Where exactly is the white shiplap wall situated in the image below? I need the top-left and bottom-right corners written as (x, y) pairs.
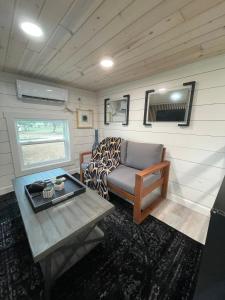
top-left (97, 54), bottom-right (225, 216)
top-left (0, 71), bottom-right (97, 195)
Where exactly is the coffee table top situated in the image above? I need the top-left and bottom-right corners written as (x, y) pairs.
top-left (13, 168), bottom-right (114, 262)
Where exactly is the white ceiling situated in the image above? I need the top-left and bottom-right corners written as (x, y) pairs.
top-left (1, 0), bottom-right (225, 91)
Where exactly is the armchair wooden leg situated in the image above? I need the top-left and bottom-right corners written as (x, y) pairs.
top-left (80, 168), bottom-right (83, 182)
top-left (133, 204), bottom-right (142, 224)
top-left (161, 163), bottom-right (170, 198)
top-left (133, 174), bottom-right (143, 224)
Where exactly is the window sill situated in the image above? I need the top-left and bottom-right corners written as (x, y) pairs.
top-left (15, 159), bottom-right (75, 177)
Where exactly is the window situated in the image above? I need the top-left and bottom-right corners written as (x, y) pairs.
top-left (6, 113), bottom-right (73, 176)
top-left (15, 119), bottom-right (70, 170)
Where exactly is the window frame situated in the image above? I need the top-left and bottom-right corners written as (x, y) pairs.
top-left (5, 112), bottom-right (74, 177)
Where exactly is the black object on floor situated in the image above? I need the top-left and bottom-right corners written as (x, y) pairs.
top-left (0, 191), bottom-right (203, 300)
top-left (194, 176), bottom-right (225, 300)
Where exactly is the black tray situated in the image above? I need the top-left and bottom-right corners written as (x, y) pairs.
top-left (25, 173), bottom-right (86, 213)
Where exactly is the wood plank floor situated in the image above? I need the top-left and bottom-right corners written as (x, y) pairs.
top-left (151, 199), bottom-right (210, 245)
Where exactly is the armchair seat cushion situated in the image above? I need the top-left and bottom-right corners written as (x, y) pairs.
top-left (107, 164), bottom-right (160, 195)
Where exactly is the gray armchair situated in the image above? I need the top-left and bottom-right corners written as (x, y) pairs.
top-left (80, 140), bottom-right (170, 224)
top-left (107, 141), bottom-right (170, 224)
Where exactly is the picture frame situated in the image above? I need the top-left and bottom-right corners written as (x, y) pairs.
top-left (104, 94), bottom-right (130, 125)
top-left (143, 81), bottom-right (196, 127)
top-left (77, 109), bottom-right (93, 128)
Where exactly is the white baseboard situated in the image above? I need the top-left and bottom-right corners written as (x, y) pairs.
top-left (167, 192), bottom-right (211, 217)
top-left (0, 185), bottom-right (13, 196)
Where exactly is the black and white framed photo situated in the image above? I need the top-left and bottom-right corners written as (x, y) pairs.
top-left (77, 109), bottom-right (93, 128)
top-left (104, 94), bottom-right (130, 125)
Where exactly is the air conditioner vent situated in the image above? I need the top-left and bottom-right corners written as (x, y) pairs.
top-left (16, 80), bottom-right (68, 104)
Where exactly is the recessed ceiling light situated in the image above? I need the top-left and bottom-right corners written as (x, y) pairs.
top-left (170, 92), bottom-right (182, 101)
top-left (100, 58), bottom-right (114, 68)
top-left (20, 22), bottom-right (43, 37)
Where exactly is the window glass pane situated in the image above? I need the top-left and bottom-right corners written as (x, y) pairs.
top-left (16, 119), bottom-right (65, 142)
top-left (22, 142), bottom-right (66, 167)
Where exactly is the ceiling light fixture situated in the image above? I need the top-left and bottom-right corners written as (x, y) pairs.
top-left (20, 22), bottom-right (43, 37)
top-left (158, 88), bottom-right (167, 93)
top-left (100, 58), bottom-right (114, 68)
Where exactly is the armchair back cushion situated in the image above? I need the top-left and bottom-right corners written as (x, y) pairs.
top-left (120, 140), bottom-right (127, 164)
top-left (124, 141), bottom-right (163, 170)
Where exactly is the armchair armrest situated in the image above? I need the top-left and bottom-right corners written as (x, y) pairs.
top-left (135, 160), bottom-right (170, 199)
top-left (80, 151), bottom-right (92, 164)
top-left (136, 161), bottom-right (170, 178)
top-left (79, 151), bottom-right (92, 182)
top-left (133, 157), bottom-right (170, 224)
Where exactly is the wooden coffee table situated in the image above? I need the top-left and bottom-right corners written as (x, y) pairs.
top-left (13, 168), bottom-right (114, 300)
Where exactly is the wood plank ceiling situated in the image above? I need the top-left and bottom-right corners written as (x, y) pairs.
top-left (1, 0), bottom-right (225, 91)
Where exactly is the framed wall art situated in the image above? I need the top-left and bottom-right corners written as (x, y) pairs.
top-left (143, 81), bottom-right (196, 127)
top-left (104, 94), bottom-right (130, 125)
top-left (77, 109), bottom-right (93, 128)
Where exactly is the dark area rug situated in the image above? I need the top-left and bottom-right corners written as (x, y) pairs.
top-left (0, 191), bottom-right (203, 300)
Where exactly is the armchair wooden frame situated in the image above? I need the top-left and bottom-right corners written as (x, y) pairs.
top-left (108, 148), bottom-right (170, 224)
top-left (80, 148), bottom-right (170, 224)
top-left (80, 151), bottom-right (92, 182)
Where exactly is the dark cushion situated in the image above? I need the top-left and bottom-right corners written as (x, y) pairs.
top-left (125, 141), bottom-right (163, 170)
top-left (107, 165), bottom-right (160, 195)
top-left (120, 140), bottom-right (127, 164)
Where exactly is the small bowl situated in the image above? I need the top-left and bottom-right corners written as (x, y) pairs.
top-left (54, 182), bottom-right (64, 191)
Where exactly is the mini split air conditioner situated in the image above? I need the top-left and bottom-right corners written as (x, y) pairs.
top-left (16, 80), bottom-right (68, 104)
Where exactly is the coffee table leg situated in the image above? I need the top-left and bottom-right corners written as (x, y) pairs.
top-left (44, 255), bottom-right (52, 300)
